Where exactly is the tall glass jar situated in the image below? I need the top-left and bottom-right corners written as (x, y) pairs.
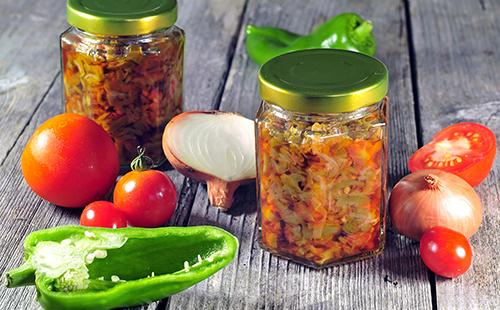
top-left (256, 49), bottom-right (389, 268)
top-left (61, 0), bottom-right (184, 165)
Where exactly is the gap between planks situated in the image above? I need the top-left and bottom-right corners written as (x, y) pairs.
top-left (158, 0), bottom-right (252, 308)
top-left (166, 0), bottom-right (251, 232)
top-left (0, 0), bottom-right (250, 308)
top-left (167, 0), bottom-right (432, 309)
top-left (402, 1), bottom-right (438, 309)
top-left (211, 0), bottom-right (250, 111)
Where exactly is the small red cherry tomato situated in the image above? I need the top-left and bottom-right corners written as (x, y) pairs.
top-left (80, 201), bottom-right (127, 228)
top-left (114, 167), bottom-right (177, 227)
top-left (420, 226), bottom-right (473, 278)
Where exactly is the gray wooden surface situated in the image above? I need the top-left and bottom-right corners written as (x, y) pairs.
top-left (0, 0), bottom-right (498, 309)
top-left (409, 0), bottom-right (500, 309)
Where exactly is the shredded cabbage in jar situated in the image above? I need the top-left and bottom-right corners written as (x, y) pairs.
top-left (61, 28), bottom-right (184, 164)
top-left (258, 104), bottom-right (387, 266)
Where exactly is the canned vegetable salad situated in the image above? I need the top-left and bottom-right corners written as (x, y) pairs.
top-left (256, 49), bottom-right (389, 268)
top-left (61, 0), bottom-right (184, 165)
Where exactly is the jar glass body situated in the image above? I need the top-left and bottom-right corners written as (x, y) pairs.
top-left (256, 99), bottom-right (388, 268)
top-left (60, 26), bottom-right (184, 165)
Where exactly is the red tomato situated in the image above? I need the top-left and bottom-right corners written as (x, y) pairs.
top-left (113, 170), bottom-right (177, 227)
top-left (21, 113), bottom-right (119, 208)
top-left (409, 122), bottom-right (496, 187)
top-left (420, 226), bottom-right (473, 278)
top-left (80, 201), bottom-right (127, 228)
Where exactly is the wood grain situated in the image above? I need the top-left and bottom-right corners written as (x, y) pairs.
top-left (4, 0), bottom-right (497, 308)
top-left (0, 0), bottom-right (67, 165)
top-left (409, 0), bottom-right (500, 309)
top-left (164, 0), bottom-right (249, 227)
top-left (167, 0), bottom-right (432, 309)
top-left (177, 0), bottom-right (248, 111)
top-left (0, 0), bottom-right (248, 309)
top-left (0, 80), bottom-right (77, 310)
top-left (0, 80), bottom-right (188, 310)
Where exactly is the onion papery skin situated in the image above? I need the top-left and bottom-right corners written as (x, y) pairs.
top-left (389, 169), bottom-right (482, 241)
top-left (162, 111), bottom-right (256, 210)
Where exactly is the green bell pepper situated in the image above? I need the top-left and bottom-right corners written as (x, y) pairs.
top-left (5, 225), bottom-right (238, 310)
top-left (246, 12), bottom-right (376, 65)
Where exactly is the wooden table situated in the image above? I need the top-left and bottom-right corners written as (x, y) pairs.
top-left (1, 0), bottom-right (499, 309)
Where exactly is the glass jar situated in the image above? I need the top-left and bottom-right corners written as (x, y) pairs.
top-left (61, 0), bottom-right (184, 165)
top-left (256, 49), bottom-right (389, 268)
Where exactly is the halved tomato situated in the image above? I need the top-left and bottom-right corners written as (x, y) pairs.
top-left (409, 122), bottom-right (496, 187)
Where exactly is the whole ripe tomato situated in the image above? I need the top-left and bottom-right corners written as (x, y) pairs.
top-left (420, 226), bottom-right (473, 278)
top-left (409, 122), bottom-right (496, 187)
top-left (114, 168), bottom-right (177, 228)
top-left (21, 113), bottom-right (119, 208)
top-left (80, 201), bottom-right (127, 228)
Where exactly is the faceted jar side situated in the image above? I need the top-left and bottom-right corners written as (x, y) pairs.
top-left (60, 26), bottom-right (185, 165)
top-left (256, 99), bottom-right (388, 268)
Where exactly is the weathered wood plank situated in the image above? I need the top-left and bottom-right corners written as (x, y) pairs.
top-left (167, 0), bottom-right (432, 309)
top-left (409, 0), bottom-right (500, 308)
top-left (0, 0), bottom-right (248, 166)
top-left (0, 0), bottom-right (248, 309)
top-left (0, 0), bottom-right (67, 165)
top-left (177, 0), bottom-right (248, 110)
top-left (0, 79), bottom-right (63, 310)
top-left (0, 80), bottom-right (188, 310)
top-left (169, 0), bottom-right (249, 226)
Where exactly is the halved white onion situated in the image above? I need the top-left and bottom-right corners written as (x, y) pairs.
top-left (163, 111), bottom-right (256, 209)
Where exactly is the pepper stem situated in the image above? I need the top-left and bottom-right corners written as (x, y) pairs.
top-left (352, 20), bottom-right (373, 40)
top-left (5, 262), bottom-right (35, 288)
top-left (130, 147), bottom-right (154, 171)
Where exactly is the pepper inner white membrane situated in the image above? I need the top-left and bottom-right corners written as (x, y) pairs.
top-left (166, 113), bottom-right (256, 181)
top-left (30, 232), bottom-right (127, 291)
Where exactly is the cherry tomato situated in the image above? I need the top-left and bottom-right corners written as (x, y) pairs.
top-left (80, 201), bottom-right (127, 228)
top-left (409, 122), bottom-right (496, 187)
top-left (420, 226), bottom-right (473, 278)
top-left (21, 113), bottom-right (119, 208)
top-left (114, 170), bottom-right (177, 227)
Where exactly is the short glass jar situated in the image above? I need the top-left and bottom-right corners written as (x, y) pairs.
top-left (61, 0), bottom-right (184, 165)
top-left (256, 49), bottom-right (389, 268)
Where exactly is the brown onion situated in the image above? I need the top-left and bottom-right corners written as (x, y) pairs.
top-left (389, 169), bottom-right (482, 240)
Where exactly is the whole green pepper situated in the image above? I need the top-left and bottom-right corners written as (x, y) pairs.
top-left (246, 13), bottom-right (376, 65)
top-left (5, 225), bottom-right (238, 310)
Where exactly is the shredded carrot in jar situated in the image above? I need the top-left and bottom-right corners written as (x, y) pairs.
top-left (258, 105), bottom-right (386, 266)
top-left (61, 28), bottom-right (184, 164)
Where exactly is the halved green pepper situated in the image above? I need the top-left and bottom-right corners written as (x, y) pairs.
top-left (246, 12), bottom-right (376, 65)
top-left (5, 225), bottom-right (238, 310)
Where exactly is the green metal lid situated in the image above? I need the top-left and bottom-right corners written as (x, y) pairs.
top-left (258, 49), bottom-right (388, 113)
top-left (67, 0), bottom-right (177, 36)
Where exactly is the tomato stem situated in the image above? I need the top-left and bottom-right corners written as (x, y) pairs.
top-left (130, 147), bottom-right (154, 171)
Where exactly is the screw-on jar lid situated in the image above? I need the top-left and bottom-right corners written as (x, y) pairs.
top-left (258, 49), bottom-right (388, 113)
top-left (67, 0), bottom-right (177, 36)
